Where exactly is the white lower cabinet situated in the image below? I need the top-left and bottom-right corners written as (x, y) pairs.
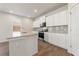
top-left (51, 33), bottom-right (57, 45)
top-left (48, 33), bottom-right (53, 43)
top-left (55, 34), bottom-right (66, 49)
top-left (44, 33), bottom-right (67, 49)
top-left (9, 34), bottom-right (38, 56)
top-left (44, 32), bottom-right (49, 42)
top-left (44, 32), bottom-right (53, 43)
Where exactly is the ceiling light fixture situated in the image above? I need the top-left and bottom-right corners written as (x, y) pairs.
top-left (34, 9), bottom-right (38, 13)
top-left (9, 11), bottom-right (14, 13)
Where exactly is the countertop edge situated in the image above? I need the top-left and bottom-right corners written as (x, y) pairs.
top-left (7, 33), bottom-right (38, 39)
top-left (0, 32), bottom-right (38, 43)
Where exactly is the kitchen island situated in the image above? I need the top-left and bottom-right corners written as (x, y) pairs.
top-left (8, 32), bottom-right (38, 56)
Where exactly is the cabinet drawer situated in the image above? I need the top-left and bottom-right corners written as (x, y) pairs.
top-left (44, 33), bottom-right (49, 42)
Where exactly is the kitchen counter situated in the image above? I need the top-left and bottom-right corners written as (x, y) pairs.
top-left (0, 32), bottom-right (38, 43)
top-left (8, 32), bottom-right (38, 39)
top-left (9, 32), bottom-right (38, 56)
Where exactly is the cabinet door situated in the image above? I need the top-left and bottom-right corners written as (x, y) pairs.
top-left (40, 16), bottom-right (45, 23)
top-left (57, 34), bottom-right (66, 49)
top-left (46, 15), bottom-right (54, 26)
top-left (33, 16), bottom-right (46, 28)
top-left (50, 33), bottom-right (55, 44)
top-left (48, 33), bottom-right (58, 45)
top-left (44, 32), bottom-right (48, 42)
top-left (9, 37), bottom-right (26, 56)
top-left (46, 15), bottom-right (51, 26)
top-left (59, 10), bottom-right (67, 25)
top-left (70, 4), bottom-right (79, 55)
top-left (51, 33), bottom-right (58, 45)
top-left (37, 20), bottom-right (40, 27)
top-left (33, 20), bottom-right (40, 28)
top-left (33, 21), bottom-right (36, 27)
top-left (54, 10), bottom-right (67, 25)
top-left (54, 13), bottom-right (60, 26)
top-left (9, 35), bottom-right (38, 56)
top-left (49, 33), bottom-right (66, 49)
top-left (48, 33), bottom-right (52, 44)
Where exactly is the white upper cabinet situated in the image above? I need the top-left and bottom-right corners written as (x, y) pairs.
top-left (33, 19), bottom-right (40, 28)
top-left (33, 16), bottom-right (45, 28)
top-left (40, 16), bottom-right (45, 23)
top-left (46, 10), bottom-right (67, 26)
top-left (54, 10), bottom-right (67, 25)
top-left (46, 14), bottom-right (55, 26)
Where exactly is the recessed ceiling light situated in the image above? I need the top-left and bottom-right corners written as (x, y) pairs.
top-left (9, 11), bottom-right (14, 13)
top-left (34, 9), bottom-right (38, 13)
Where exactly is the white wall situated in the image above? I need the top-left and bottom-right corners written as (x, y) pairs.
top-left (21, 18), bottom-right (33, 33)
top-left (0, 12), bottom-right (13, 41)
top-left (8, 15), bottom-right (22, 27)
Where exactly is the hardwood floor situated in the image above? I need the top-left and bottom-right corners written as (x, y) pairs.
top-left (0, 42), bottom-right (9, 56)
top-left (35, 40), bottom-right (73, 56)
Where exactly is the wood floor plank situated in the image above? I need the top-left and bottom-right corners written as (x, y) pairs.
top-left (35, 40), bottom-right (73, 56)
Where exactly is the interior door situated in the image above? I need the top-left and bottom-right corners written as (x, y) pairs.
top-left (70, 4), bottom-right (79, 55)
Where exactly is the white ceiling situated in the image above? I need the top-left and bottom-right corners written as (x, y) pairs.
top-left (0, 3), bottom-right (67, 19)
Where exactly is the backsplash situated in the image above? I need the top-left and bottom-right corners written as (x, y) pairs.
top-left (48, 25), bottom-right (68, 34)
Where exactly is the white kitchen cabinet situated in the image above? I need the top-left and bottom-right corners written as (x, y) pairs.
top-left (54, 10), bottom-right (67, 25)
top-left (9, 34), bottom-right (38, 56)
top-left (46, 10), bottom-right (67, 26)
top-left (46, 15), bottom-right (55, 26)
top-left (33, 21), bottom-right (35, 27)
top-left (44, 32), bottom-right (49, 42)
top-left (65, 34), bottom-right (69, 50)
top-left (69, 4), bottom-right (79, 55)
top-left (56, 34), bottom-right (66, 49)
top-left (53, 33), bottom-right (66, 49)
top-left (40, 16), bottom-right (45, 23)
top-left (44, 32), bottom-right (53, 44)
top-left (46, 33), bottom-right (67, 49)
top-left (48, 33), bottom-right (53, 43)
top-left (59, 10), bottom-right (67, 25)
top-left (33, 16), bottom-right (45, 28)
top-left (33, 19), bottom-right (40, 28)
top-left (50, 33), bottom-right (57, 45)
